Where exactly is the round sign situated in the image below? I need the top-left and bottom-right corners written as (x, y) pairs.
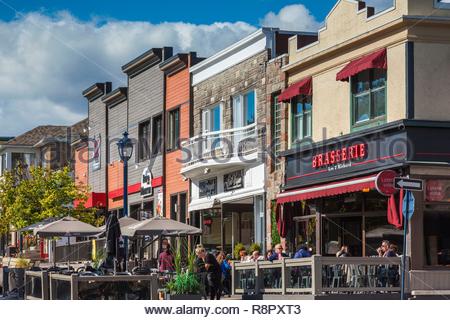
top-left (375, 170), bottom-right (398, 196)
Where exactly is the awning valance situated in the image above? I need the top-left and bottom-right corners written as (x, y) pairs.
top-left (278, 77), bottom-right (312, 102)
top-left (276, 175), bottom-right (377, 204)
top-left (336, 48), bottom-right (387, 82)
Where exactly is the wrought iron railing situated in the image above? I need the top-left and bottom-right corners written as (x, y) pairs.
top-left (181, 124), bottom-right (259, 169)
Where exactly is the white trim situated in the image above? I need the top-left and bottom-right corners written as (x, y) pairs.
top-left (277, 176), bottom-right (377, 199)
top-left (188, 199), bottom-right (216, 212)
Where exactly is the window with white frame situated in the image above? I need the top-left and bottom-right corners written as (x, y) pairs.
top-left (201, 104), bottom-right (221, 134)
top-left (233, 90), bottom-right (256, 128)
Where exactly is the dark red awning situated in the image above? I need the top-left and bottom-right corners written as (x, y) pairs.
top-left (276, 175), bottom-right (377, 204)
top-left (278, 77), bottom-right (312, 102)
top-left (336, 48), bottom-right (387, 82)
top-left (74, 192), bottom-right (106, 208)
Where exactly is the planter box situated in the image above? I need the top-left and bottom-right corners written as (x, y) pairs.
top-left (168, 294), bottom-right (202, 300)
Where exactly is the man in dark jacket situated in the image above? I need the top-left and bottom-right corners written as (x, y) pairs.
top-left (196, 247), bottom-right (221, 300)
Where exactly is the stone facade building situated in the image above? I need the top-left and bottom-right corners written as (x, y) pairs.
top-left (185, 28), bottom-right (314, 253)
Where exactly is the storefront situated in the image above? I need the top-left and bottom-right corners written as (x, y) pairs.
top-left (188, 164), bottom-right (265, 253)
top-left (277, 120), bottom-right (450, 269)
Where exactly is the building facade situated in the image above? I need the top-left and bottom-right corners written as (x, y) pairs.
top-left (159, 52), bottom-right (203, 224)
top-left (275, 0), bottom-right (450, 293)
top-left (185, 28), bottom-right (312, 253)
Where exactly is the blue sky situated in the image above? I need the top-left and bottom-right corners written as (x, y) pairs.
top-left (0, 0), bottom-right (337, 25)
top-left (0, 0), bottom-right (393, 136)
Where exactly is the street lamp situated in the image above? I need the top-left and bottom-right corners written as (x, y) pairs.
top-left (117, 131), bottom-right (133, 271)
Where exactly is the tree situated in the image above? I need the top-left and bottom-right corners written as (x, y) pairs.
top-left (0, 165), bottom-right (102, 235)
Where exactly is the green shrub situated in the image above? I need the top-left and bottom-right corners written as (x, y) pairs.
top-left (248, 243), bottom-right (261, 254)
top-left (271, 201), bottom-right (281, 246)
top-left (233, 242), bottom-right (246, 259)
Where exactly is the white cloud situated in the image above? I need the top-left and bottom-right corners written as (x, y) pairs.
top-left (0, 12), bottom-right (256, 135)
top-left (260, 4), bottom-right (321, 32)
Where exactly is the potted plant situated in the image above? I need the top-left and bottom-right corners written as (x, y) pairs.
top-left (166, 246), bottom-right (201, 300)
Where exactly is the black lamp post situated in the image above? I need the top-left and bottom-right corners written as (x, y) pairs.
top-left (117, 131), bottom-right (133, 271)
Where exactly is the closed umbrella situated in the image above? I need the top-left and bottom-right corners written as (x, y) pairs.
top-left (34, 216), bottom-right (101, 269)
top-left (121, 215), bottom-right (202, 237)
top-left (104, 213), bottom-right (122, 269)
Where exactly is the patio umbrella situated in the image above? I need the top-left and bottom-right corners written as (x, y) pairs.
top-left (99, 216), bottom-right (139, 232)
top-left (19, 217), bottom-right (58, 232)
top-left (365, 226), bottom-right (403, 238)
top-left (34, 216), bottom-right (101, 269)
top-left (121, 215), bottom-right (202, 237)
top-left (18, 217), bottom-right (58, 252)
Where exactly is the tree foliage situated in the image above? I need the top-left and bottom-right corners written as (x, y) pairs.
top-left (0, 166), bottom-right (102, 234)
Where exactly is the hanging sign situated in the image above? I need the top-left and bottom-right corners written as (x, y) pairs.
top-left (92, 134), bottom-right (101, 171)
top-left (140, 167), bottom-right (153, 197)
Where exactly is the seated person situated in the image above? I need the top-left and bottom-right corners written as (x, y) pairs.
top-left (294, 244), bottom-right (311, 259)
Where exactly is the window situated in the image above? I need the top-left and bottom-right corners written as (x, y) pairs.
top-left (351, 69), bottom-right (386, 128)
top-left (0, 153), bottom-right (6, 175)
top-left (167, 108), bottom-right (180, 151)
top-left (151, 115), bottom-right (163, 155)
top-left (138, 120), bottom-right (151, 161)
top-left (202, 104), bottom-right (221, 133)
top-left (11, 153), bottom-right (35, 169)
top-left (272, 94), bottom-right (282, 171)
top-left (436, 0), bottom-right (450, 9)
top-left (291, 95), bottom-right (312, 144)
top-left (424, 210), bottom-right (450, 266)
top-left (202, 104), bottom-right (221, 150)
top-left (233, 90), bottom-right (256, 128)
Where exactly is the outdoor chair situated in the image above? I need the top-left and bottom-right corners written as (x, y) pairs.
top-left (331, 265), bottom-right (343, 288)
top-left (367, 265), bottom-right (378, 288)
top-left (350, 265), bottom-right (365, 288)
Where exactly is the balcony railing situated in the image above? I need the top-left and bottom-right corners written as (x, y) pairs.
top-left (232, 256), bottom-right (409, 297)
top-left (181, 124), bottom-right (259, 169)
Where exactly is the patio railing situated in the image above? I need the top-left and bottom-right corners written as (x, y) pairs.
top-left (232, 255), bottom-right (409, 297)
top-left (48, 273), bottom-right (160, 300)
top-left (25, 270), bottom-right (49, 300)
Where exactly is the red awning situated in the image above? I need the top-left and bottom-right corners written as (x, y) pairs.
top-left (74, 192), bottom-right (106, 208)
top-left (336, 48), bottom-right (387, 82)
top-left (276, 175), bottom-right (377, 204)
top-left (278, 77), bottom-right (312, 102)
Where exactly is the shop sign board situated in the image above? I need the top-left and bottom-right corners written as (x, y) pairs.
top-left (199, 177), bottom-right (217, 198)
top-left (224, 170), bottom-right (244, 192)
top-left (284, 129), bottom-right (408, 189)
top-left (92, 134), bottom-right (101, 171)
top-left (140, 167), bottom-right (153, 197)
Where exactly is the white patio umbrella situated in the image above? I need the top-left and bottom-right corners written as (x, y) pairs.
top-left (34, 216), bottom-right (101, 269)
top-left (121, 215), bottom-right (202, 237)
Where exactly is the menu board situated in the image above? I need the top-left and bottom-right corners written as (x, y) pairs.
top-left (426, 180), bottom-right (450, 202)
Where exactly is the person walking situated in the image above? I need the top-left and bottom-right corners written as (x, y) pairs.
top-left (196, 247), bottom-right (222, 300)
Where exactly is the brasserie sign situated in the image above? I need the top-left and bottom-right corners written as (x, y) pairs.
top-left (284, 128), bottom-right (408, 189)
